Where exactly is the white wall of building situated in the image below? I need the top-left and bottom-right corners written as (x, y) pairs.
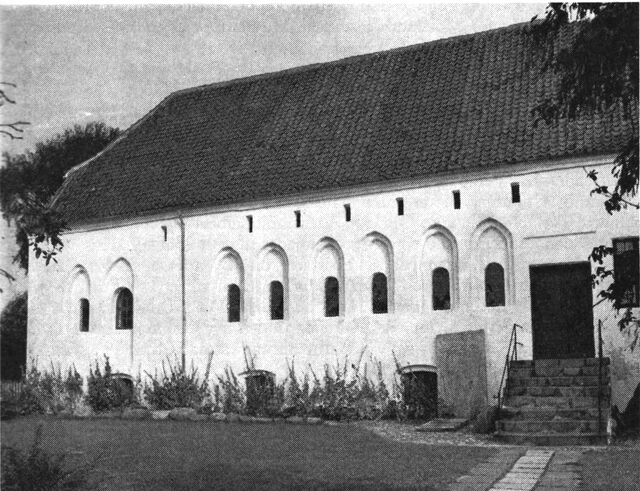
top-left (27, 157), bottom-right (639, 411)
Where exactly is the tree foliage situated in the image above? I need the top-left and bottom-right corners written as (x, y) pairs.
top-left (0, 122), bottom-right (120, 270)
top-left (532, 3), bottom-right (639, 343)
top-left (0, 292), bottom-right (27, 380)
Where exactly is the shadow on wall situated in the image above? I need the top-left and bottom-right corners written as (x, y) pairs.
top-left (609, 344), bottom-right (640, 433)
top-left (613, 382), bottom-right (640, 434)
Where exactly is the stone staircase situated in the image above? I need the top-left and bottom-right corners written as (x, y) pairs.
top-left (495, 358), bottom-right (610, 445)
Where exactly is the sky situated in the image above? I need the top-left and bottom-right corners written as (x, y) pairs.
top-left (0, 3), bottom-right (546, 154)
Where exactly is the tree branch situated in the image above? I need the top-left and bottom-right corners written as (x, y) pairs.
top-left (0, 122), bottom-right (30, 140)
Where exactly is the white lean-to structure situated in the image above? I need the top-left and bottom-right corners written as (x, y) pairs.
top-left (28, 23), bottom-right (639, 418)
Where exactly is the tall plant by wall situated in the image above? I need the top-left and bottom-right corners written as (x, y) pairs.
top-left (214, 367), bottom-right (246, 414)
top-left (16, 362), bottom-right (83, 415)
top-left (143, 353), bottom-right (213, 410)
top-left (85, 356), bottom-right (133, 412)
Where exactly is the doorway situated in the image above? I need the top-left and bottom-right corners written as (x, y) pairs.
top-left (530, 262), bottom-right (594, 359)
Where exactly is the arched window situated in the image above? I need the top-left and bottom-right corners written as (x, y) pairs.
top-left (325, 277), bottom-right (340, 317)
top-left (485, 263), bottom-right (505, 307)
top-left (227, 284), bottom-right (241, 322)
top-left (270, 281), bottom-right (284, 320)
top-left (372, 272), bottom-right (388, 314)
top-left (432, 268), bottom-right (450, 311)
top-left (115, 288), bottom-right (133, 330)
top-left (79, 298), bottom-right (90, 332)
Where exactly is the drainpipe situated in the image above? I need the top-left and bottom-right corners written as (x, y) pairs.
top-left (178, 213), bottom-right (186, 371)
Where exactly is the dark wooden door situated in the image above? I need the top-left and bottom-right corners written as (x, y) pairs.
top-left (530, 262), bottom-right (594, 359)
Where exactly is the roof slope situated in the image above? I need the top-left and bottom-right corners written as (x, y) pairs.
top-left (54, 22), bottom-right (634, 224)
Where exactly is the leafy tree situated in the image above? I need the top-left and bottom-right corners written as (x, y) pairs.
top-left (0, 292), bottom-right (27, 380)
top-left (531, 3), bottom-right (639, 347)
top-left (0, 122), bottom-right (120, 270)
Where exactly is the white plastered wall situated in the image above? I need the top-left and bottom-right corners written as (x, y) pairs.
top-left (27, 157), bottom-right (639, 411)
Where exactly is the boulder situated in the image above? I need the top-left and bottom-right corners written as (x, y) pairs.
top-left (253, 417), bottom-right (273, 424)
top-left (122, 407), bottom-right (152, 420)
top-left (189, 414), bottom-right (208, 422)
top-left (168, 407), bottom-right (197, 421)
top-left (286, 416), bottom-right (305, 424)
top-left (306, 417), bottom-right (322, 425)
top-left (470, 405), bottom-right (499, 434)
top-left (94, 410), bottom-right (122, 419)
top-left (151, 410), bottom-right (171, 420)
top-left (210, 412), bottom-right (227, 422)
top-left (58, 408), bottom-right (74, 418)
top-left (226, 413), bottom-right (241, 423)
top-left (72, 405), bottom-right (93, 418)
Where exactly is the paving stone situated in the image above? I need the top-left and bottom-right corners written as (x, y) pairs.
top-left (416, 418), bottom-right (469, 432)
top-left (500, 474), bottom-right (540, 482)
top-left (492, 483), bottom-right (535, 490)
top-left (508, 469), bottom-right (541, 475)
top-left (450, 484), bottom-right (489, 491)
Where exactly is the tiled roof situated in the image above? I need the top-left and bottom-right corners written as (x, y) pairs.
top-left (53, 22), bottom-right (635, 224)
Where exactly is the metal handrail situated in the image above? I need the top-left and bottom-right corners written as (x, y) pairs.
top-left (597, 319), bottom-right (604, 436)
top-left (495, 323), bottom-right (524, 415)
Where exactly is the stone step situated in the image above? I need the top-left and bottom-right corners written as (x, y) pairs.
top-left (507, 375), bottom-right (608, 387)
top-left (494, 431), bottom-right (607, 446)
top-left (496, 418), bottom-right (601, 433)
top-left (509, 365), bottom-right (609, 378)
top-left (415, 418), bottom-right (468, 432)
top-left (510, 358), bottom-right (609, 369)
top-left (500, 406), bottom-right (606, 420)
top-left (506, 395), bottom-right (607, 409)
top-left (505, 385), bottom-right (610, 398)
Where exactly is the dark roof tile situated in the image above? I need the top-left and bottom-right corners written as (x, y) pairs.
top-left (53, 22), bottom-right (636, 224)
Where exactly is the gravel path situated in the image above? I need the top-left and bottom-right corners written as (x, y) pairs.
top-left (354, 420), bottom-right (512, 447)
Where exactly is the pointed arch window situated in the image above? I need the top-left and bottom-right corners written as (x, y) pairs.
top-left (115, 288), bottom-right (133, 330)
top-left (79, 298), bottom-right (90, 332)
top-left (270, 281), bottom-right (284, 320)
top-left (372, 272), bottom-right (388, 314)
top-left (485, 263), bottom-right (505, 307)
top-left (227, 284), bottom-right (241, 322)
top-left (324, 277), bottom-right (340, 317)
top-left (432, 267), bottom-right (450, 311)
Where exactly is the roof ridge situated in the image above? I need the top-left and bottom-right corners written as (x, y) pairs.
top-left (167, 21), bottom-right (533, 100)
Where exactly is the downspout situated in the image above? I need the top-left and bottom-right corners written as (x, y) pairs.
top-left (178, 213), bottom-right (186, 371)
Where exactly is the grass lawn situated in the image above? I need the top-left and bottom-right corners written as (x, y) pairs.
top-left (1, 417), bottom-right (494, 490)
top-left (580, 447), bottom-right (640, 491)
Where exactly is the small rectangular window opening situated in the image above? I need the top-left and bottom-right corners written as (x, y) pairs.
top-left (295, 210), bottom-right (301, 228)
top-left (453, 190), bottom-right (461, 210)
top-left (511, 183), bottom-right (520, 203)
top-left (396, 198), bottom-right (404, 216)
top-left (247, 215), bottom-right (253, 233)
top-left (344, 204), bottom-right (351, 222)
top-left (80, 298), bottom-right (90, 332)
top-left (613, 237), bottom-right (639, 308)
top-left (161, 225), bottom-right (167, 241)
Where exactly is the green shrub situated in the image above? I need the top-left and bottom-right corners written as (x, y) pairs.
top-left (1, 424), bottom-right (92, 490)
top-left (207, 349), bottom-right (404, 421)
top-left (16, 363), bottom-right (83, 415)
top-left (301, 352), bottom-right (397, 421)
top-left (214, 367), bottom-right (246, 414)
top-left (85, 356), bottom-right (133, 412)
top-left (143, 353), bottom-right (213, 410)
